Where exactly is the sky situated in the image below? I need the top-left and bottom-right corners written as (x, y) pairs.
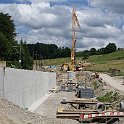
top-left (0, 0), bottom-right (124, 50)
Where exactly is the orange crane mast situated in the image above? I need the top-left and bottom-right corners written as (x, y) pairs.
top-left (71, 8), bottom-right (80, 71)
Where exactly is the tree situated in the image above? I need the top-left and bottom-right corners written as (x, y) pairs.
top-left (82, 50), bottom-right (89, 59)
top-left (0, 32), bottom-right (13, 60)
top-left (90, 48), bottom-right (96, 55)
top-left (27, 43), bottom-right (71, 59)
top-left (0, 13), bottom-right (17, 61)
top-left (63, 47), bottom-right (71, 57)
top-left (104, 43), bottom-right (117, 54)
top-left (97, 48), bottom-right (105, 54)
top-left (21, 41), bottom-right (33, 70)
top-left (0, 13), bottom-right (16, 42)
top-left (0, 13), bottom-right (33, 69)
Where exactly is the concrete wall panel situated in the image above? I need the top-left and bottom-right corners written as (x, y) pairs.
top-left (0, 67), bottom-right (4, 97)
top-left (35, 71), bottom-right (44, 100)
top-left (1, 67), bottom-right (56, 108)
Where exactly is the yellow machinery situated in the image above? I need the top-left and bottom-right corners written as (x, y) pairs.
top-left (62, 9), bottom-right (80, 71)
top-left (70, 8), bottom-right (80, 71)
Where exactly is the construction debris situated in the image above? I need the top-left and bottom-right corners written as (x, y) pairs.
top-left (56, 70), bottom-right (124, 123)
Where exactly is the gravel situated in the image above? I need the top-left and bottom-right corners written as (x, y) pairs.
top-left (0, 96), bottom-right (79, 124)
top-left (0, 112), bottom-right (16, 124)
top-left (34, 91), bottom-right (79, 124)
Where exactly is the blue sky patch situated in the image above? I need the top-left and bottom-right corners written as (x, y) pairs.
top-left (50, 0), bottom-right (88, 7)
top-left (0, 0), bottom-right (31, 4)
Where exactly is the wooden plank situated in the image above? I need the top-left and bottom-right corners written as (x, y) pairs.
top-left (57, 109), bottom-right (118, 114)
top-left (64, 109), bottom-right (98, 112)
top-left (61, 100), bottom-right (111, 105)
top-left (72, 98), bottom-right (98, 102)
top-left (56, 113), bottom-right (80, 119)
top-left (61, 101), bottom-right (97, 104)
top-left (57, 109), bottom-right (98, 114)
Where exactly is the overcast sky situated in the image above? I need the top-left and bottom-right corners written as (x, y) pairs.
top-left (0, 0), bottom-right (124, 50)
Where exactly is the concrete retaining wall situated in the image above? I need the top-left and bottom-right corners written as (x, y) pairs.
top-left (0, 67), bottom-right (4, 97)
top-left (0, 67), bottom-right (56, 108)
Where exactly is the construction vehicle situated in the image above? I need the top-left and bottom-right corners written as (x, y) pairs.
top-left (61, 63), bottom-right (69, 71)
top-left (62, 9), bottom-right (80, 71)
top-left (70, 8), bottom-right (80, 71)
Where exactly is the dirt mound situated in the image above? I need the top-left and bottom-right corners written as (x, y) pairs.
top-left (0, 97), bottom-right (75, 124)
top-left (0, 113), bottom-right (15, 124)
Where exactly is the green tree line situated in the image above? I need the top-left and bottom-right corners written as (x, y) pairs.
top-left (76, 43), bottom-right (117, 59)
top-left (27, 43), bottom-right (71, 59)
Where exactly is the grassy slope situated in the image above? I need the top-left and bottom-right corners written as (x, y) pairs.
top-left (41, 57), bottom-right (70, 66)
top-left (38, 57), bottom-right (81, 66)
top-left (87, 50), bottom-right (124, 64)
top-left (35, 50), bottom-right (124, 75)
top-left (39, 57), bottom-right (84, 66)
top-left (87, 50), bottom-right (124, 74)
top-left (34, 57), bottom-right (69, 66)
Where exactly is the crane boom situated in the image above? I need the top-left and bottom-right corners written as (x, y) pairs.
top-left (71, 8), bottom-right (80, 71)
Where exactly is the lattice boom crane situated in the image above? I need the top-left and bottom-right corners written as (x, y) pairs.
top-left (71, 8), bottom-right (80, 71)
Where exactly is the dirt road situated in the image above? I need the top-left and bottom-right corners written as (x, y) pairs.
top-left (99, 73), bottom-right (124, 93)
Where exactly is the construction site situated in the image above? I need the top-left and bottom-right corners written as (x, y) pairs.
top-left (0, 8), bottom-right (124, 124)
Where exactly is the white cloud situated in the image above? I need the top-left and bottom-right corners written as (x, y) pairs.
top-left (16, 0), bottom-right (66, 3)
top-left (89, 0), bottom-right (124, 14)
top-left (0, 1), bottom-right (124, 50)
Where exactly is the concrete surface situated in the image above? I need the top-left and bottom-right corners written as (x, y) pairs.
top-left (100, 73), bottom-right (124, 93)
top-left (0, 67), bottom-right (56, 108)
top-left (28, 93), bottom-right (51, 112)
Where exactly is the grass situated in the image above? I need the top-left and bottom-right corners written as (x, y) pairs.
top-left (34, 50), bottom-right (124, 75)
top-left (97, 91), bottom-right (119, 102)
top-left (88, 59), bottom-right (124, 71)
top-left (34, 57), bottom-right (82, 66)
top-left (87, 50), bottom-right (124, 75)
top-left (34, 57), bottom-right (70, 66)
top-left (87, 50), bottom-right (124, 64)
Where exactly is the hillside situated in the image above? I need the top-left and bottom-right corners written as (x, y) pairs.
top-left (38, 50), bottom-right (124, 75)
top-left (87, 50), bottom-right (124, 75)
top-left (87, 50), bottom-right (124, 64)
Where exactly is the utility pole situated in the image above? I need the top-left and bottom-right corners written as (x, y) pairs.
top-left (33, 51), bottom-right (38, 71)
top-left (36, 51), bottom-right (38, 71)
top-left (19, 42), bottom-right (21, 69)
top-left (33, 53), bottom-right (43, 71)
top-left (15, 33), bottom-right (22, 69)
top-left (13, 41), bottom-right (22, 69)
top-left (40, 54), bottom-right (43, 68)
